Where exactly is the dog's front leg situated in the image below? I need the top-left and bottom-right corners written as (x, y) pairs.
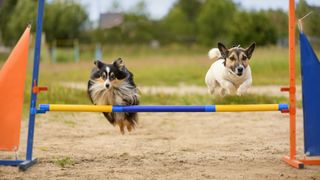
top-left (219, 80), bottom-right (236, 95)
top-left (237, 78), bottom-right (252, 96)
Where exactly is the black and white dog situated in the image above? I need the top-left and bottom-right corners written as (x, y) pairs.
top-left (87, 58), bottom-right (139, 134)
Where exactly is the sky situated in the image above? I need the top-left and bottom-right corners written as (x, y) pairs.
top-left (78, 0), bottom-right (320, 21)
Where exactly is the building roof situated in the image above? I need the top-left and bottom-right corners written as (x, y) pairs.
top-left (99, 13), bottom-right (124, 29)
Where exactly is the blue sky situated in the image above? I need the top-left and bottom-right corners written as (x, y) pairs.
top-left (78, 0), bottom-right (320, 21)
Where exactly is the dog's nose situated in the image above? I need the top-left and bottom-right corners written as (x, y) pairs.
top-left (237, 67), bottom-right (244, 72)
top-left (105, 84), bottom-right (110, 88)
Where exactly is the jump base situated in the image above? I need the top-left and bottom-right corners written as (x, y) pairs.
top-left (282, 156), bottom-right (304, 169)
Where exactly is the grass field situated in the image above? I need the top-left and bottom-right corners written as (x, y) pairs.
top-left (1, 45), bottom-right (300, 108)
top-left (37, 45), bottom-right (299, 86)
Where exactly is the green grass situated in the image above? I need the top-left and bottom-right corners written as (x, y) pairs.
top-left (33, 46), bottom-right (303, 86)
top-left (21, 82), bottom-right (288, 114)
top-left (55, 48), bottom-right (76, 63)
top-left (53, 157), bottom-right (75, 168)
top-left (24, 84), bottom-right (91, 105)
top-left (79, 44), bottom-right (207, 59)
top-left (141, 93), bottom-right (288, 105)
top-left (250, 46), bottom-right (301, 85)
top-left (15, 45), bottom-right (303, 115)
top-left (0, 52), bottom-right (9, 62)
top-left (63, 119), bottom-right (76, 127)
top-left (27, 84), bottom-right (287, 105)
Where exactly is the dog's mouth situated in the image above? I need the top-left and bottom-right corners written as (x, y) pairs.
top-left (236, 72), bottom-right (243, 76)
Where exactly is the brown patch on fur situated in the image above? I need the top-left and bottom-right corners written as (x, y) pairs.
top-left (218, 42), bottom-right (255, 71)
top-left (225, 48), bottom-right (249, 70)
top-left (95, 77), bottom-right (104, 83)
top-left (240, 53), bottom-right (249, 68)
top-left (111, 78), bottom-right (125, 87)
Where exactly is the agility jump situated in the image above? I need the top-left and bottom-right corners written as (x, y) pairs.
top-left (0, 0), bottom-right (320, 170)
top-left (37, 104), bottom-right (289, 113)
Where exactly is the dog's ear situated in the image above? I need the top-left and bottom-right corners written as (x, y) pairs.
top-left (218, 42), bottom-right (229, 59)
top-left (245, 42), bottom-right (256, 59)
top-left (113, 58), bottom-right (125, 70)
top-left (94, 60), bottom-right (104, 69)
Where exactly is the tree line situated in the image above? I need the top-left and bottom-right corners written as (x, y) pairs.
top-left (0, 0), bottom-right (319, 47)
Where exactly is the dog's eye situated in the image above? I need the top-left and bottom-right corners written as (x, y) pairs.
top-left (110, 74), bottom-right (115, 80)
top-left (242, 56), bottom-right (247, 60)
top-left (101, 73), bottom-right (106, 79)
top-left (229, 56), bottom-right (235, 61)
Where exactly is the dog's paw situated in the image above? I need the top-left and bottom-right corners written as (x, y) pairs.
top-left (236, 91), bottom-right (243, 96)
top-left (219, 88), bottom-right (228, 96)
top-left (236, 89), bottom-right (247, 96)
top-left (208, 88), bottom-right (216, 95)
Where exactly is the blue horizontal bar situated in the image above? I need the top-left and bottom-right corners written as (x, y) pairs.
top-left (113, 105), bottom-right (216, 112)
top-left (38, 104), bottom-right (49, 113)
top-left (279, 103), bottom-right (289, 111)
top-left (38, 104), bottom-right (289, 113)
top-left (0, 160), bottom-right (24, 166)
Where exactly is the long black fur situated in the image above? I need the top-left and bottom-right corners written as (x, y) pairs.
top-left (87, 58), bottom-right (139, 132)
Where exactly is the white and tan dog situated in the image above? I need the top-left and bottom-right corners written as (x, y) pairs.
top-left (205, 42), bottom-right (255, 96)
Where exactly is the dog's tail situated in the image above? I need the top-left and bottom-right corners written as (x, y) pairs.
top-left (208, 48), bottom-right (221, 60)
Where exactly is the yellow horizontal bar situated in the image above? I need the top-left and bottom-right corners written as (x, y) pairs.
top-left (215, 104), bottom-right (279, 112)
top-left (45, 104), bottom-right (284, 113)
top-left (49, 104), bottom-right (112, 112)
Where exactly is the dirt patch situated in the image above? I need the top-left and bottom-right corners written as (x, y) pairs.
top-left (1, 109), bottom-right (319, 179)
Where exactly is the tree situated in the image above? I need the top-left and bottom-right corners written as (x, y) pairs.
top-left (110, 0), bottom-right (122, 12)
top-left (96, 1), bottom-right (156, 45)
top-left (130, 0), bottom-right (149, 17)
top-left (196, 0), bottom-right (237, 46)
top-left (44, 0), bottom-right (88, 45)
top-left (162, 0), bottom-right (203, 45)
top-left (297, 0), bottom-right (320, 36)
top-left (0, 0), bottom-right (19, 45)
top-left (163, 6), bottom-right (194, 42)
top-left (1, 0), bottom-right (37, 46)
top-left (0, 0), bottom-right (87, 46)
top-left (176, 0), bottom-right (202, 21)
top-left (231, 11), bottom-right (277, 46)
top-left (263, 9), bottom-right (288, 39)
